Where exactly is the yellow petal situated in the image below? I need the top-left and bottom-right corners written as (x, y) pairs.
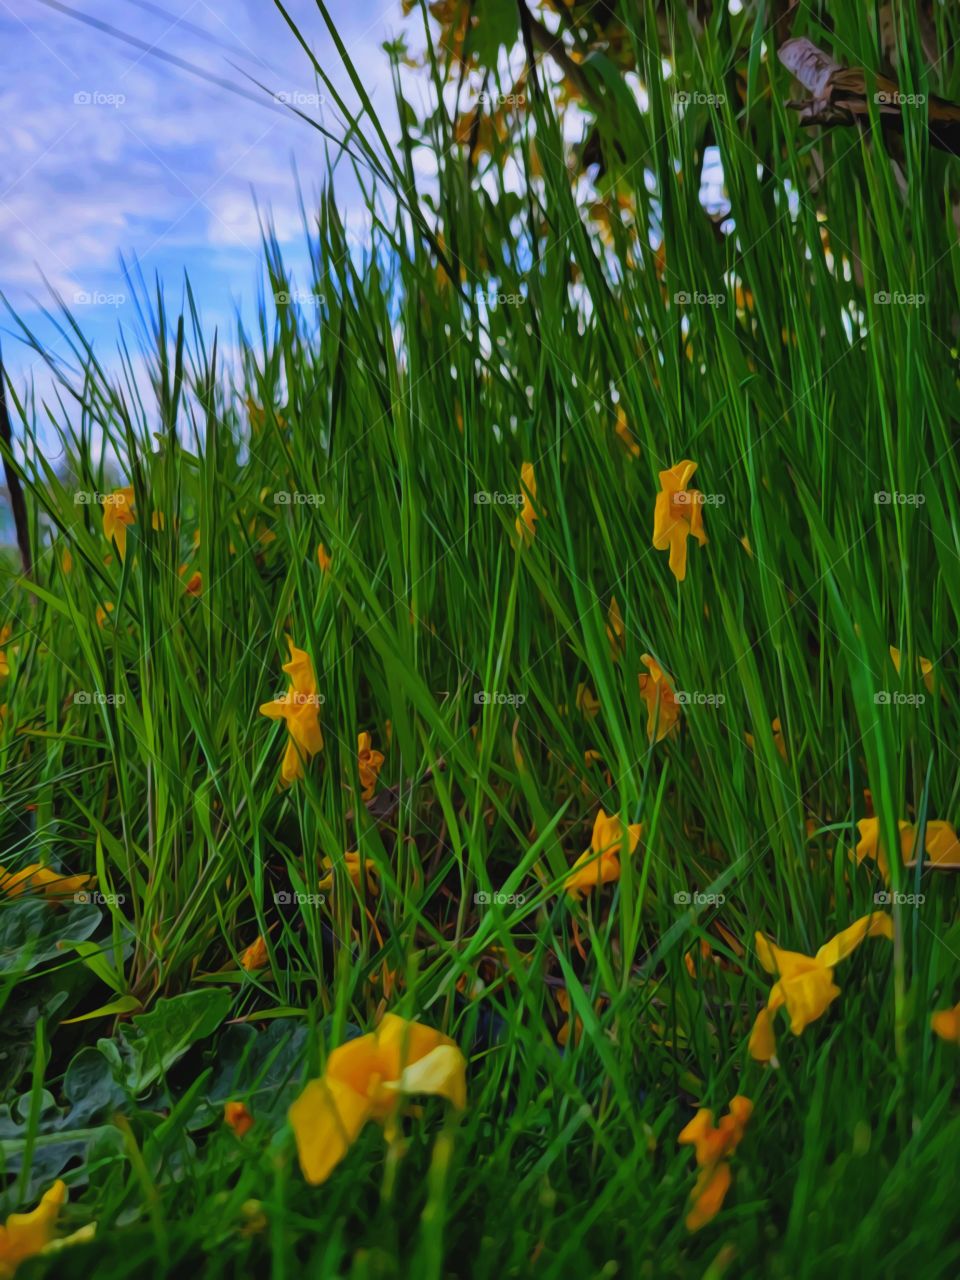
top-left (382, 1043), bottom-right (467, 1110)
top-left (0, 1180), bottom-right (67, 1274)
top-left (288, 1076), bottom-right (373, 1185)
top-left (685, 1161), bottom-right (731, 1232)
top-left (814, 913), bottom-right (894, 968)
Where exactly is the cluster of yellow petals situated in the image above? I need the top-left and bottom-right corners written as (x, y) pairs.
top-left (224, 1100), bottom-right (255, 1137)
top-left (748, 913), bottom-right (894, 1063)
top-left (0, 863), bottom-right (91, 902)
top-left (240, 935), bottom-right (270, 972)
top-left (357, 731), bottom-right (385, 802)
top-left (678, 1096), bottom-right (752, 1231)
top-left (855, 817), bottom-right (960, 881)
top-left (318, 852), bottom-right (380, 896)
top-left (931, 1000), bottom-right (960, 1044)
top-left (637, 654), bottom-right (680, 742)
top-left (514, 462), bottom-right (537, 544)
top-left (102, 486), bottom-right (137, 559)
top-left (564, 809), bottom-right (643, 899)
top-left (288, 1013), bottom-right (466, 1185)
top-left (652, 460), bottom-right (707, 582)
top-left (258, 638), bottom-right (324, 785)
top-left (0, 1180), bottom-right (93, 1278)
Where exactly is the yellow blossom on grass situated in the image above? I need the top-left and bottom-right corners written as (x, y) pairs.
top-left (95, 603), bottom-right (114, 629)
top-left (0, 625), bottom-right (12, 678)
top-left (748, 913), bottom-right (894, 1063)
top-left (889, 645), bottom-right (936, 693)
top-left (678, 1096), bottom-right (752, 1231)
top-left (102, 487), bottom-right (136, 559)
top-left (0, 1180), bottom-right (88, 1278)
top-left (357, 732), bottom-right (385, 801)
top-left (931, 1001), bottom-right (960, 1044)
top-left (179, 565), bottom-right (202, 596)
top-left (575, 683), bottom-right (600, 718)
top-left (744, 717), bottom-right (787, 760)
top-left (855, 817), bottom-right (960, 881)
top-left (606, 596), bottom-right (624, 659)
top-left (224, 1101), bottom-right (254, 1137)
top-left (317, 543), bottom-right (333, 572)
top-left (319, 852), bottom-right (380, 896)
top-left (614, 407), bottom-right (640, 458)
top-left (515, 462), bottom-right (537, 544)
top-left (0, 863), bottom-right (91, 902)
top-left (564, 809), bottom-right (643, 899)
top-left (288, 1013), bottom-right (467, 1185)
top-left (652, 460), bottom-right (707, 582)
top-left (638, 654), bottom-right (680, 742)
top-left (259, 638), bottom-right (324, 786)
top-left (240, 935), bottom-right (269, 972)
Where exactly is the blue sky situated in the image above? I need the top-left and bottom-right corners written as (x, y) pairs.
top-left (2, 0), bottom-right (409, 402)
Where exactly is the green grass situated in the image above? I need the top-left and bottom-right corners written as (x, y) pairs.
top-left (2, 2), bottom-right (960, 1276)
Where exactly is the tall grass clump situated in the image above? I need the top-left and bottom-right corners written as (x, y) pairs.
top-left (1, 2), bottom-right (960, 1276)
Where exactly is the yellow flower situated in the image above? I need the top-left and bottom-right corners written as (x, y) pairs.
top-left (240, 935), bottom-right (269, 972)
top-left (357, 732), bottom-right (384, 802)
top-left (744, 717), bottom-right (787, 760)
top-left (614, 408), bottom-right (640, 458)
top-left (0, 864), bottom-right (92, 902)
top-left (0, 625), bottom-right (11, 679)
top-left (652, 460), bottom-right (707, 582)
top-left (748, 913), bottom-right (894, 1063)
top-left (564, 809), bottom-right (643, 899)
top-left (318, 852), bottom-right (380, 896)
top-left (102, 487), bottom-right (136, 559)
top-left (259, 638), bottom-right (324, 785)
top-left (514, 462), bottom-right (537, 544)
top-left (889, 645), bottom-right (935, 693)
top-left (224, 1100), bottom-right (254, 1137)
top-left (855, 817), bottom-right (960, 881)
top-left (317, 543), bottom-right (333, 572)
top-left (95, 602), bottom-right (114, 629)
top-left (179, 565), bottom-right (202, 596)
top-left (606, 596), bottom-right (625, 660)
top-left (638, 654), bottom-right (680, 742)
top-left (575, 683), bottom-right (600, 718)
top-left (0, 1180), bottom-right (69, 1278)
top-left (931, 1001), bottom-right (960, 1044)
top-left (288, 1013), bottom-right (467, 1185)
top-left (678, 1096), bottom-right (751, 1232)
